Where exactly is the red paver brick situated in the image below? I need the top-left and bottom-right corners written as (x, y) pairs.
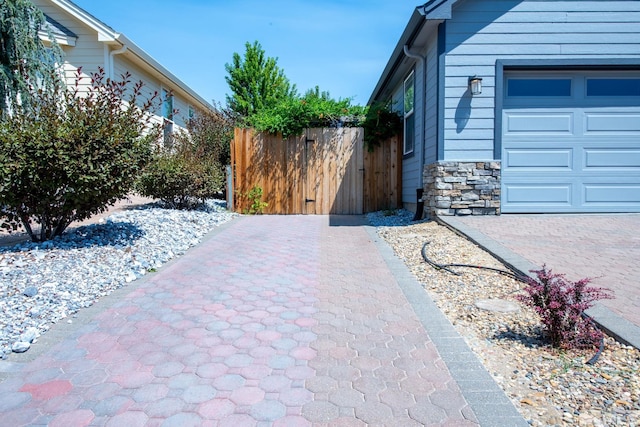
top-left (229, 386), bottom-right (265, 405)
top-left (197, 398), bottom-right (235, 419)
top-left (20, 380), bottom-right (73, 400)
top-left (49, 409), bottom-right (95, 427)
top-left (104, 411), bottom-right (148, 427)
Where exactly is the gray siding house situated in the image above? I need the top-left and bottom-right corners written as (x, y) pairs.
top-left (369, 0), bottom-right (640, 217)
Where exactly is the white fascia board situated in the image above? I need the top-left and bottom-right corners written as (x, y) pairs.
top-left (50, 0), bottom-right (118, 42)
top-left (39, 30), bottom-right (76, 47)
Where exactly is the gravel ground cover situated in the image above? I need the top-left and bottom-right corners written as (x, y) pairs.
top-left (367, 209), bottom-right (639, 427)
top-left (0, 200), bottom-right (235, 359)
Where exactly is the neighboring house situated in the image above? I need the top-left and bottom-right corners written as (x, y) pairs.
top-left (33, 0), bottom-right (212, 135)
top-left (370, 0), bottom-right (640, 217)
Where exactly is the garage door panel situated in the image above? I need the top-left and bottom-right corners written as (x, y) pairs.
top-left (585, 113), bottom-right (640, 133)
top-left (504, 183), bottom-right (573, 206)
top-left (505, 184), bottom-right (572, 204)
top-left (584, 149), bottom-right (640, 168)
top-left (505, 112), bottom-right (574, 134)
top-left (583, 184), bottom-right (640, 204)
top-left (505, 149), bottom-right (573, 169)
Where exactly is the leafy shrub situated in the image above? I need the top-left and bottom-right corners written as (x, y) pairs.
top-left (136, 148), bottom-right (224, 209)
top-left (516, 266), bottom-right (613, 349)
top-left (236, 185), bottom-right (267, 214)
top-left (0, 67), bottom-right (160, 242)
top-left (361, 101), bottom-right (403, 152)
top-left (184, 106), bottom-right (233, 168)
top-left (249, 87), bottom-right (366, 138)
top-left (249, 91), bottom-right (400, 152)
top-left (136, 107), bottom-right (233, 209)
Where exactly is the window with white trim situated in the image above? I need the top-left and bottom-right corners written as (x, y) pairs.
top-left (161, 88), bottom-right (174, 120)
top-left (403, 71), bottom-right (415, 155)
top-left (161, 88), bottom-right (174, 143)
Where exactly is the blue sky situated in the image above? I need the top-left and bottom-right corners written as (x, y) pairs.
top-left (72, 0), bottom-right (419, 106)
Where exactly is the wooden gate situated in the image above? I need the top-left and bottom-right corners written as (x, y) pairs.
top-left (231, 127), bottom-right (401, 215)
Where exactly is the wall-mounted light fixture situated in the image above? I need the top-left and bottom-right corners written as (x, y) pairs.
top-left (469, 76), bottom-right (483, 96)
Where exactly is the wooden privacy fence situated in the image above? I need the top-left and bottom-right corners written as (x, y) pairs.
top-left (231, 127), bottom-right (401, 215)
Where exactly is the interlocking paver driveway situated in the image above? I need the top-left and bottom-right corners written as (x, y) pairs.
top-left (449, 214), bottom-right (640, 329)
top-left (0, 215), bottom-right (494, 426)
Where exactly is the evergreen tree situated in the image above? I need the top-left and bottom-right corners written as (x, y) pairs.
top-left (225, 40), bottom-right (296, 118)
top-left (0, 0), bottom-right (61, 117)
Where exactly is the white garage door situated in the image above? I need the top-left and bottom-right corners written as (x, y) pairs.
top-left (501, 71), bottom-right (640, 213)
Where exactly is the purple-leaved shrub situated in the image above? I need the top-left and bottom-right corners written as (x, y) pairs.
top-left (517, 266), bottom-right (613, 350)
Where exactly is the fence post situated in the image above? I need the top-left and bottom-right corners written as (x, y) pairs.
top-left (226, 165), bottom-right (234, 212)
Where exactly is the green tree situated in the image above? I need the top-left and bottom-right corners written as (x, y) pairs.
top-left (0, 0), bottom-right (62, 117)
top-left (225, 40), bottom-right (297, 118)
top-left (0, 67), bottom-right (161, 241)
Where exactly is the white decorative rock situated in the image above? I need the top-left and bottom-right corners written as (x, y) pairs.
top-left (20, 327), bottom-right (39, 343)
top-left (475, 299), bottom-right (521, 313)
top-left (11, 341), bottom-right (30, 353)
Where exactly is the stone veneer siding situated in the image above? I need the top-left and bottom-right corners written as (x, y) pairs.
top-left (423, 161), bottom-right (501, 217)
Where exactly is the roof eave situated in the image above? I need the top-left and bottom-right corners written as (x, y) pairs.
top-left (368, 0), bottom-right (460, 104)
top-left (49, 0), bottom-right (213, 111)
top-left (421, 0), bottom-right (460, 19)
top-left (39, 31), bottom-right (76, 46)
top-left (49, 0), bottom-right (118, 42)
top-left (114, 34), bottom-right (214, 111)
top-left (368, 10), bottom-right (438, 104)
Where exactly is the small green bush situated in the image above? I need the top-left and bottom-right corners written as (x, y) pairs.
top-left (136, 107), bottom-right (233, 209)
top-left (0, 67), bottom-right (160, 242)
top-left (236, 185), bottom-right (268, 215)
top-left (136, 147), bottom-right (224, 209)
top-left (361, 101), bottom-right (403, 152)
top-left (248, 91), bottom-right (400, 152)
top-left (249, 87), bottom-right (365, 138)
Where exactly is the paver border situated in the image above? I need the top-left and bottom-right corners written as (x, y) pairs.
top-left (437, 216), bottom-right (640, 350)
top-left (364, 224), bottom-right (529, 427)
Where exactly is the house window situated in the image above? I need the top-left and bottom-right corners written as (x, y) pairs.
top-left (188, 105), bottom-right (195, 119)
top-left (162, 88), bottom-right (173, 120)
top-left (162, 88), bottom-right (174, 144)
top-left (403, 71), bottom-right (415, 155)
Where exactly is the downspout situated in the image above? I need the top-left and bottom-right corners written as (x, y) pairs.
top-left (108, 45), bottom-right (128, 80)
top-left (403, 45), bottom-right (428, 220)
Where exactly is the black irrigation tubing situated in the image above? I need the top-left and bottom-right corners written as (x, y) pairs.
top-left (583, 312), bottom-right (605, 365)
top-left (420, 241), bottom-right (605, 364)
top-left (421, 241), bottom-right (528, 283)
